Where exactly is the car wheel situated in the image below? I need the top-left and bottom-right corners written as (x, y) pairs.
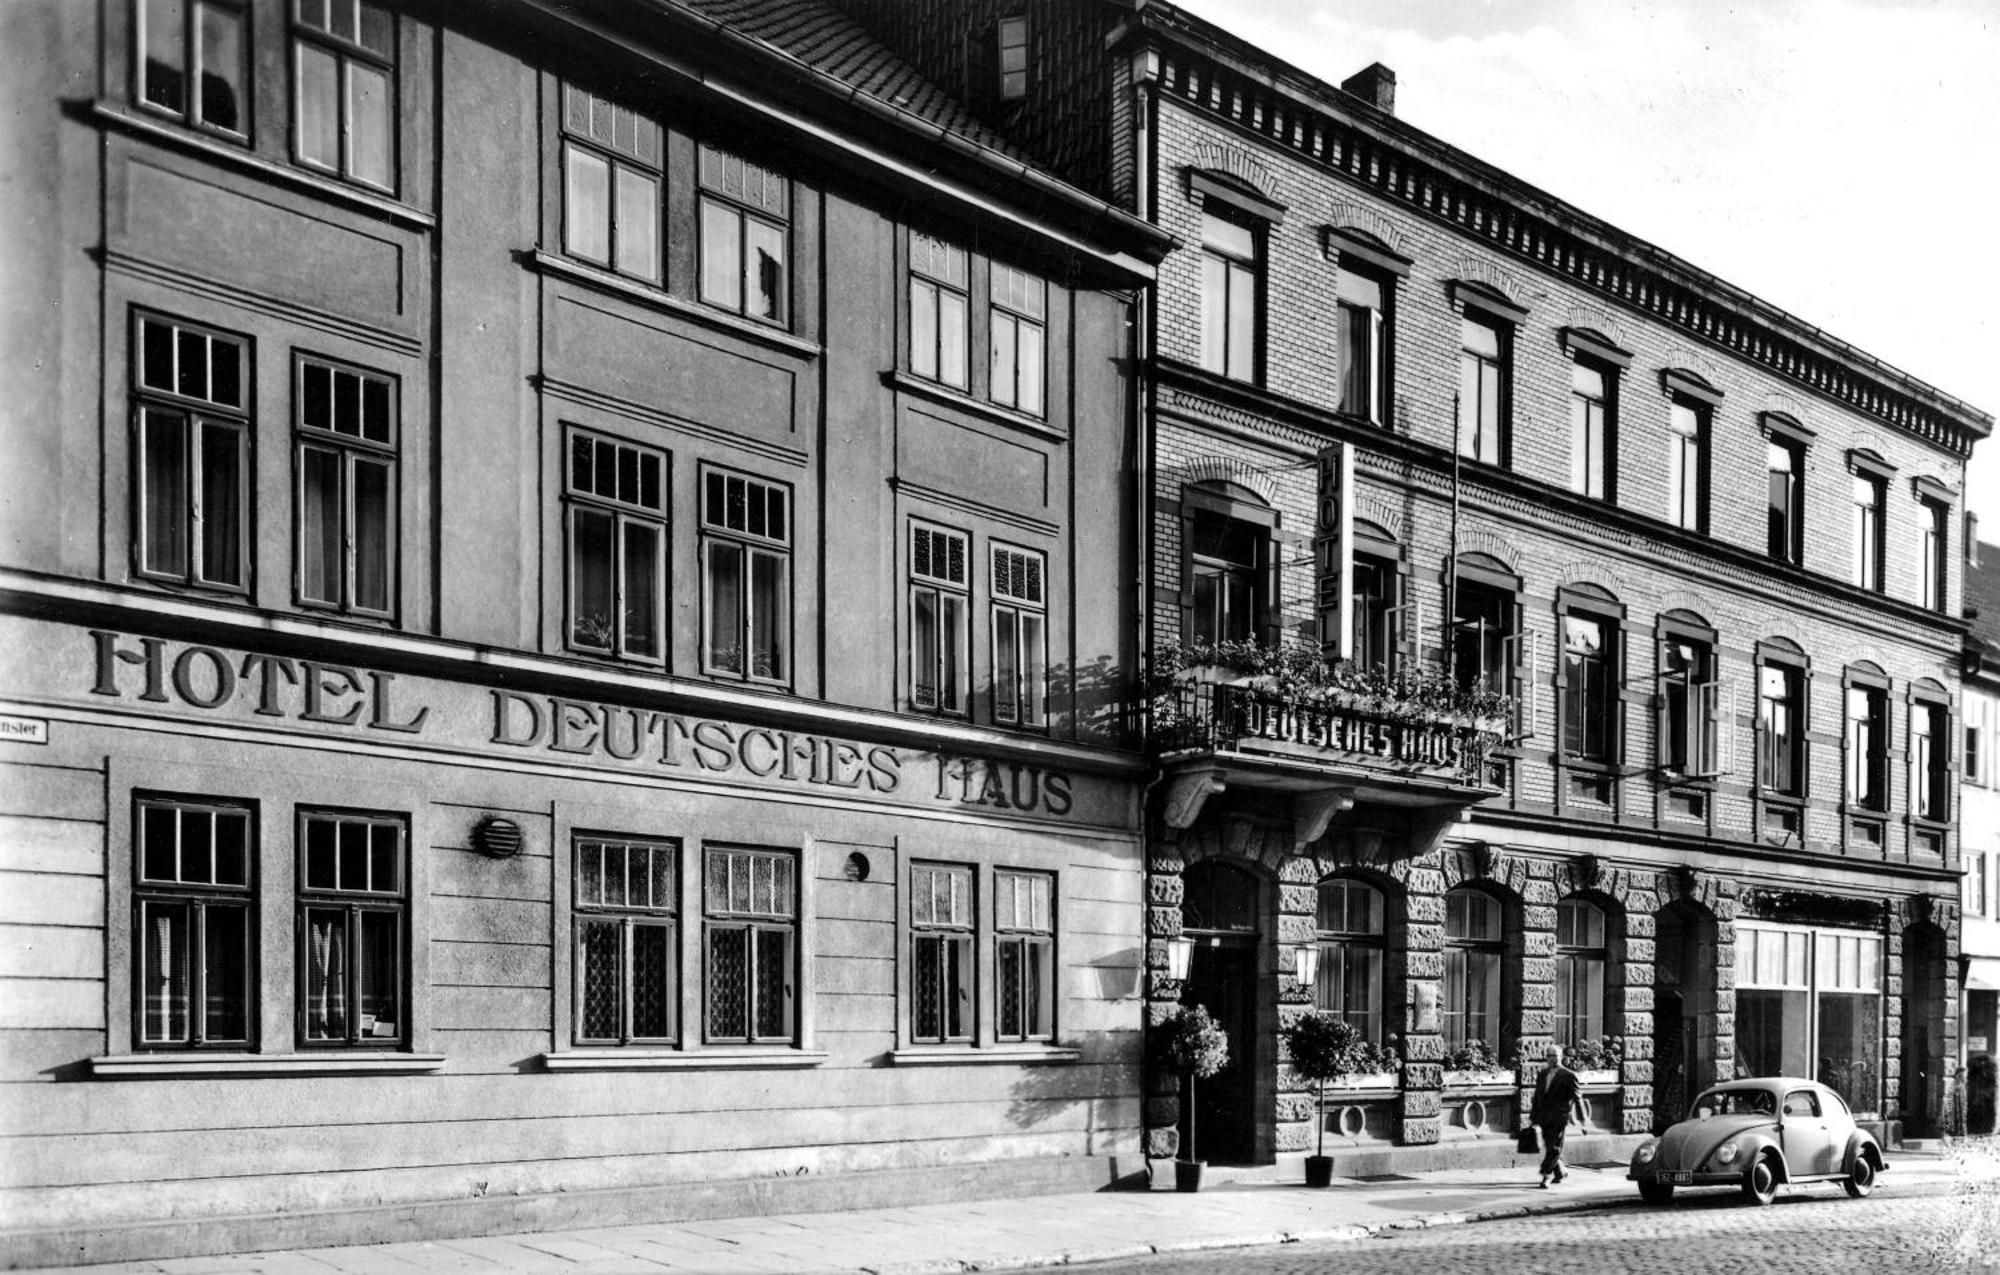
top-left (1741, 1154), bottom-right (1778, 1206)
top-left (1638, 1182), bottom-right (1675, 1205)
top-left (1843, 1154), bottom-right (1876, 1199)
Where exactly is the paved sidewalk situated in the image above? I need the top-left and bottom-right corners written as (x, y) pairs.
top-left (33, 1152), bottom-right (1970, 1275)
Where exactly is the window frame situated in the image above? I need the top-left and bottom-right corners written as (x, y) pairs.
top-left (571, 834), bottom-right (679, 1047)
top-left (293, 353), bottom-right (399, 620)
top-left (699, 466), bottom-right (792, 687)
top-left (1198, 204), bottom-right (1263, 384)
top-left (908, 520), bottom-right (971, 716)
top-left (909, 861), bottom-right (975, 1046)
top-left (1553, 897), bottom-right (1610, 1051)
top-left (696, 144), bottom-right (791, 328)
top-left (909, 231), bottom-right (971, 390)
top-left (295, 807), bottom-right (408, 1051)
top-left (1335, 262), bottom-right (1392, 425)
top-left (1441, 886), bottom-right (1507, 1054)
top-left (1849, 454), bottom-right (1891, 592)
top-left (1766, 436), bottom-right (1805, 565)
top-left (988, 260), bottom-right (1047, 417)
top-left (1754, 641), bottom-right (1811, 842)
top-left (563, 428), bottom-right (669, 666)
top-left (994, 869), bottom-right (1055, 1043)
top-left (1909, 688), bottom-right (1952, 827)
top-left (558, 82), bottom-right (664, 284)
top-left (290, 0), bottom-right (398, 192)
top-left (1656, 613), bottom-right (1725, 796)
top-left (702, 845), bottom-right (797, 1046)
top-left (1841, 668), bottom-right (1891, 818)
top-left (1313, 876), bottom-right (1386, 1047)
top-left (1666, 395), bottom-right (1709, 534)
top-left (989, 541), bottom-right (1048, 729)
top-left (132, 793), bottom-right (258, 1051)
top-left (136, 0), bottom-right (251, 140)
top-left (1919, 494), bottom-right (1950, 613)
top-left (1567, 354), bottom-right (1617, 501)
top-left (1456, 311), bottom-right (1511, 467)
top-left (131, 310), bottom-right (254, 595)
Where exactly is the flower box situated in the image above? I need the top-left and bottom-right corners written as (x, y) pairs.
top-left (1576, 1068), bottom-right (1620, 1087)
top-left (1442, 1068), bottom-right (1515, 1089)
top-left (1327, 1071), bottom-right (1399, 1091)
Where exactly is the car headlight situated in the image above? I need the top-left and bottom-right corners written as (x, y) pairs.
top-left (1633, 1141), bottom-right (1659, 1165)
top-left (1714, 1141), bottom-right (1740, 1165)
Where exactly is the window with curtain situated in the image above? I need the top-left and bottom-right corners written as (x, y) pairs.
top-left (990, 543), bottom-right (1047, 727)
top-left (996, 870), bottom-right (1054, 1041)
top-left (698, 145), bottom-right (789, 326)
top-left (1758, 662), bottom-right (1804, 798)
top-left (1336, 266), bottom-right (1388, 423)
top-left (1921, 498), bottom-right (1949, 612)
top-left (138, 0), bottom-right (248, 136)
top-left (1314, 877), bottom-right (1385, 1045)
top-left (910, 233), bottom-right (969, 389)
top-left (1190, 512), bottom-right (1260, 644)
top-left (910, 523), bottom-right (969, 714)
top-left (1914, 699), bottom-right (1950, 822)
top-left (1199, 209), bottom-right (1260, 382)
top-left (1667, 397), bottom-right (1706, 532)
top-left (1844, 683), bottom-right (1888, 812)
top-left (1569, 358), bottom-right (1613, 499)
top-left (297, 357), bottom-right (397, 618)
top-left (1852, 473), bottom-right (1885, 591)
top-left (573, 836), bottom-right (677, 1046)
top-left (1561, 612), bottom-right (1616, 765)
top-left (1554, 898), bottom-right (1607, 1049)
top-left (910, 862), bottom-right (973, 1045)
top-left (1767, 438), bottom-right (1804, 564)
top-left (989, 262), bottom-right (1046, 416)
top-left (1456, 315), bottom-right (1507, 465)
top-left (559, 84), bottom-right (662, 282)
top-left (133, 312), bottom-right (250, 593)
top-left (703, 846), bottom-right (795, 1044)
top-left (298, 810), bottom-right (405, 1047)
top-left (135, 795), bottom-right (255, 1049)
top-left (1442, 887), bottom-right (1504, 1050)
top-left (566, 431), bottom-right (666, 663)
top-left (292, 0), bottom-right (395, 190)
top-left (701, 468), bottom-right (790, 684)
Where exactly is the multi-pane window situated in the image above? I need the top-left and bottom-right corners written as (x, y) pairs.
top-left (1346, 554), bottom-right (1397, 672)
top-left (1767, 439), bottom-right (1804, 563)
top-left (1336, 267), bottom-right (1387, 423)
top-left (910, 234), bottom-right (969, 389)
top-left (293, 0), bottom-right (395, 190)
top-left (1661, 635), bottom-right (1722, 777)
top-left (1758, 663), bottom-right (1804, 798)
top-left (1561, 613), bottom-right (1615, 764)
top-left (1569, 359), bottom-right (1612, 499)
top-left (1190, 513), bottom-right (1259, 644)
top-left (135, 796), bottom-right (254, 1049)
top-left (989, 263), bottom-right (1046, 415)
top-left (1554, 898), bottom-right (1607, 1049)
top-left (1921, 499), bottom-right (1949, 612)
top-left (698, 146), bottom-right (789, 325)
top-left (703, 847), bottom-right (795, 1044)
top-left (991, 544), bottom-right (1047, 727)
top-left (560, 85), bottom-right (662, 282)
top-left (1199, 210), bottom-right (1259, 382)
top-left (1667, 398), bottom-right (1706, 532)
top-left (1313, 877), bottom-right (1384, 1045)
top-left (1845, 686), bottom-right (1888, 812)
top-left (1914, 700), bottom-right (1949, 822)
top-left (701, 469), bottom-right (790, 683)
top-left (296, 358), bottom-right (395, 617)
top-left (1736, 924), bottom-right (1883, 1114)
top-left (1442, 888), bottom-right (1503, 1051)
top-left (1457, 315), bottom-right (1507, 465)
top-left (994, 15), bottom-right (1029, 100)
top-left (134, 314), bottom-right (250, 592)
top-left (574, 837), bottom-right (677, 1045)
top-left (138, 0), bottom-right (248, 136)
top-left (298, 810), bottom-right (405, 1047)
top-left (910, 523), bottom-right (969, 714)
top-left (1852, 474), bottom-right (1885, 591)
top-left (910, 863), bottom-right (973, 1045)
top-left (995, 870), bottom-right (1054, 1041)
top-left (1452, 578), bottom-right (1514, 694)
top-left (566, 432), bottom-right (666, 663)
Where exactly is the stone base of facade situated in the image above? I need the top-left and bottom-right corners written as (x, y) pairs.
top-left (1144, 1132), bottom-right (1648, 1186)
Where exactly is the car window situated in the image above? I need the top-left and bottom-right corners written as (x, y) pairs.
top-left (1691, 1088), bottom-right (1775, 1118)
top-left (1819, 1087), bottom-right (1851, 1118)
top-left (1784, 1090), bottom-right (1822, 1118)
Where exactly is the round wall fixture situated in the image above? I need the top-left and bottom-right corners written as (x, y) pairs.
top-left (1461, 1098), bottom-right (1488, 1132)
top-left (1336, 1104), bottom-right (1367, 1138)
top-left (474, 815), bottom-right (523, 859)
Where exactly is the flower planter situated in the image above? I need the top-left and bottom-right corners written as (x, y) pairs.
top-left (1443, 1069), bottom-right (1515, 1089)
top-left (1328, 1071), bottom-right (1399, 1091)
top-left (1304, 1154), bottom-right (1335, 1188)
top-left (1174, 1159), bottom-right (1206, 1193)
top-left (1576, 1068), bottom-right (1620, 1087)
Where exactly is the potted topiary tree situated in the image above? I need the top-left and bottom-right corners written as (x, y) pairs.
top-left (1284, 1011), bottom-right (1359, 1187)
top-left (1157, 1004), bottom-right (1230, 1192)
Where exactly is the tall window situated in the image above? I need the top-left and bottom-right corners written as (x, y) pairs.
top-left (138, 0), bottom-right (248, 136)
top-left (1442, 888), bottom-right (1504, 1050)
top-left (1457, 315), bottom-right (1507, 465)
top-left (1970, 854), bottom-right (1990, 918)
top-left (1199, 210), bottom-right (1259, 382)
top-left (1347, 553), bottom-right (1397, 672)
top-left (293, 0), bottom-right (394, 190)
top-left (1758, 662), bottom-right (1804, 798)
top-left (698, 146), bottom-right (789, 325)
top-left (909, 233), bottom-right (969, 389)
top-left (1190, 513), bottom-right (1260, 644)
top-left (995, 870), bottom-right (1054, 1041)
top-left (298, 810), bottom-right (405, 1048)
top-left (1561, 612), bottom-right (1615, 764)
top-left (135, 796), bottom-right (254, 1049)
top-left (1921, 499), bottom-right (1949, 612)
top-left (1569, 359), bottom-right (1612, 499)
top-left (1667, 398), bottom-right (1706, 532)
top-left (1914, 700), bottom-right (1949, 822)
top-left (909, 523), bottom-right (968, 714)
top-left (1660, 633), bottom-right (1721, 778)
top-left (702, 469), bottom-right (790, 683)
top-left (703, 847), bottom-right (795, 1044)
top-left (1767, 439), bottom-right (1803, 563)
top-left (991, 544), bottom-right (1047, 727)
top-left (297, 357), bottom-right (396, 617)
top-left (1852, 474), bottom-right (1885, 591)
top-left (994, 15), bottom-right (1030, 100)
top-left (989, 263), bottom-right (1046, 416)
top-left (1452, 577), bottom-right (1514, 694)
top-left (574, 836), bottom-right (677, 1046)
top-left (1844, 685), bottom-right (1888, 812)
top-left (1554, 898), bottom-right (1607, 1049)
top-left (134, 313), bottom-right (250, 592)
top-left (566, 432), bottom-right (666, 663)
top-left (910, 862), bottom-right (973, 1045)
top-left (1336, 266), bottom-right (1387, 423)
top-left (1314, 878), bottom-right (1384, 1045)
top-left (560, 85), bottom-right (661, 282)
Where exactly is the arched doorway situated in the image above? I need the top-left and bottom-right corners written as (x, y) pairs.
top-left (1179, 859), bottom-right (1263, 1164)
top-left (1901, 925), bottom-right (1948, 1137)
top-left (1653, 900), bottom-right (1718, 1129)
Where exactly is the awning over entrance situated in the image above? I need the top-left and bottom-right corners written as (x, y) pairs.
top-left (1966, 957), bottom-right (2000, 991)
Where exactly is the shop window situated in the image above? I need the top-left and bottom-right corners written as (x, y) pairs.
top-left (1442, 887), bottom-right (1504, 1051)
top-left (701, 468), bottom-right (790, 684)
top-left (1554, 898), bottom-right (1608, 1049)
top-left (293, 0), bottom-right (395, 190)
top-left (1912, 696), bottom-right (1950, 824)
top-left (1457, 314), bottom-right (1508, 466)
top-left (1767, 438), bottom-right (1804, 564)
top-left (133, 313), bottom-right (251, 593)
top-left (296, 356), bottom-right (397, 618)
top-left (560, 84), bottom-right (662, 282)
top-left (989, 263), bottom-right (1046, 416)
top-left (566, 431), bottom-right (666, 663)
top-left (134, 795), bottom-right (255, 1049)
top-left (1314, 877), bottom-right (1384, 1045)
top-left (137, 0), bottom-right (248, 137)
top-left (703, 846), bottom-right (795, 1044)
top-left (1189, 511), bottom-right (1262, 644)
top-left (1736, 924), bottom-right (1881, 1114)
top-left (909, 233), bottom-right (969, 389)
top-left (990, 544), bottom-right (1047, 727)
top-left (573, 836), bottom-right (677, 1046)
top-left (910, 862), bottom-right (974, 1045)
top-left (1336, 266), bottom-right (1389, 424)
top-left (909, 523), bottom-right (968, 714)
top-left (995, 870), bottom-right (1054, 1041)
top-left (297, 809), bottom-right (406, 1048)
top-left (1199, 208), bottom-right (1261, 382)
top-left (698, 146), bottom-right (789, 326)
top-left (1569, 357), bottom-right (1615, 500)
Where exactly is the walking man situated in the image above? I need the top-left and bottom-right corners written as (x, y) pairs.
top-left (1532, 1043), bottom-right (1588, 1187)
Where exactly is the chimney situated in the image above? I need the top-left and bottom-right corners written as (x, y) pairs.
top-left (1341, 62), bottom-right (1396, 115)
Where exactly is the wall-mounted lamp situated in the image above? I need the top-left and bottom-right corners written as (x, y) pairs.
top-left (473, 815), bottom-right (523, 859)
top-left (1165, 935), bottom-right (1195, 982)
top-left (1293, 943), bottom-right (1320, 989)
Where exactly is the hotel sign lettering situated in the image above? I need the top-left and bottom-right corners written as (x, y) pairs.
top-left (81, 630), bottom-right (1088, 822)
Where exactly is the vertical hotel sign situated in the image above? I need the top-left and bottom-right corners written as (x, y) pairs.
top-left (1317, 440), bottom-right (1353, 661)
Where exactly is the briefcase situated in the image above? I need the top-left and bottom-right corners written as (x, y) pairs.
top-left (1516, 1126), bottom-right (1541, 1155)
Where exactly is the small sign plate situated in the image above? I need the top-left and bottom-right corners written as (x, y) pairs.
top-left (0, 715), bottom-right (49, 746)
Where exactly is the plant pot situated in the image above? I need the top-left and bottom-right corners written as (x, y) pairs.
top-left (1174, 1159), bottom-right (1206, 1193)
top-left (1304, 1155), bottom-right (1335, 1188)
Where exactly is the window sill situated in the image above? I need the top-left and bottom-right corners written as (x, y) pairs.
top-left (890, 1045), bottom-right (1080, 1066)
top-left (540, 1048), bottom-right (827, 1072)
top-left (88, 101), bottom-right (434, 231)
top-left (883, 371), bottom-right (1067, 443)
top-left (525, 251), bottom-right (822, 360)
top-left (90, 1052), bottom-right (444, 1078)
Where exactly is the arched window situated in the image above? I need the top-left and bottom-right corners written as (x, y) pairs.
top-left (1315, 877), bottom-right (1384, 1043)
top-left (1555, 897), bottom-right (1609, 1048)
top-left (1443, 887), bottom-right (1504, 1048)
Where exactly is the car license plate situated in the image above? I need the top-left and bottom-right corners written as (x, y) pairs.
top-left (1661, 1171), bottom-right (1693, 1185)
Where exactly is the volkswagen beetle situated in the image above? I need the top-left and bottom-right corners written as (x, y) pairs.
top-left (1627, 1077), bottom-right (1886, 1206)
